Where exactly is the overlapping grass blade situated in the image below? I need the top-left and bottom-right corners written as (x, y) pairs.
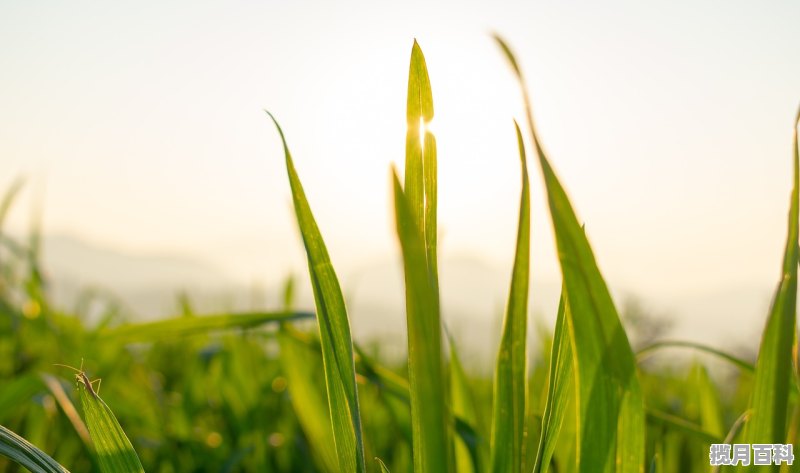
top-left (396, 39), bottom-right (450, 473)
top-left (740, 111), bottom-right (800, 460)
top-left (533, 290), bottom-right (574, 473)
top-left (392, 169), bottom-right (449, 473)
top-left (0, 424), bottom-right (70, 473)
top-left (101, 311), bottom-right (312, 342)
top-left (489, 121), bottom-right (530, 473)
top-left (267, 111), bottom-right (366, 472)
top-left (77, 382), bottom-right (144, 473)
top-left (495, 35), bottom-right (645, 473)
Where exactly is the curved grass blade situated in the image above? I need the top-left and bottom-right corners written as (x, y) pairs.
top-left (77, 382), bottom-right (144, 473)
top-left (392, 169), bottom-right (450, 473)
top-left (636, 341), bottom-right (754, 373)
top-left (489, 121), bottom-right (530, 473)
top-left (377, 457), bottom-right (392, 473)
top-left (495, 34), bottom-right (645, 473)
top-left (533, 290), bottom-right (574, 473)
top-left (740, 111), bottom-right (800, 463)
top-left (101, 310), bottom-right (312, 342)
top-left (644, 408), bottom-right (722, 444)
top-left (267, 111), bottom-right (366, 473)
top-left (0, 424), bottom-right (70, 473)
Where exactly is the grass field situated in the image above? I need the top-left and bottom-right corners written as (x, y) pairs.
top-left (0, 38), bottom-right (798, 473)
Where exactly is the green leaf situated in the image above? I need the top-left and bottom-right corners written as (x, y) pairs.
top-left (741, 111), bottom-right (800, 462)
top-left (267, 111), bottom-right (366, 473)
top-left (0, 424), bottom-right (70, 473)
top-left (495, 34), bottom-right (645, 473)
top-left (533, 291), bottom-right (574, 473)
top-left (101, 311), bottom-right (312, 342)
top-left (489, 121), bottom-right (530, 473)
top-left (392, 169), bottom-right (450, 473)
top-left (396, 39), bottom-right (450, 473)
top-left (77, 381), bottom-right (144, 473)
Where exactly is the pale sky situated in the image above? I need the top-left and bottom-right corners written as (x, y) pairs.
top-left (1, 0), bottom-right (799, 327)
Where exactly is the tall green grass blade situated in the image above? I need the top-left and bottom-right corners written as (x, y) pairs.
top-left (102, 310), bottom-right (312, 342)
top-left (392, 169), bottom-right (450, 473)
top-left (0, 424), bottom-right (70, 473)
top-left (396, 39), bottom-right (450, 473)
top-left (741, 111), bottom-right (800, 462)
top-left (533, 291), bottom-right (574, 473)
top-left (267, 111), bottom-right (366, 473)
top-left (77, 382), bottom-right (144, 473)
top-left (489, 121), bottom-right (530, 473)
top-left (495, 34), bottom-right (645, 473)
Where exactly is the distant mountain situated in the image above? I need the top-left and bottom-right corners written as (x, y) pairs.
top-left (33, 234), bottom-right (770, 365)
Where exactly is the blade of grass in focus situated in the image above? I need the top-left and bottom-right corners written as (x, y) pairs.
top-left (740, 111), bottom-right (800, 464)
top-left (489, 121), bottom-right (530, 473)
top-left (267, 111), bottom-right (366, 473)
top-left (101, 311), bottom-right (313, 342)
top-left (533, 291), bottom-right (573, 473)
top-left (0, 424), bottom-right (70, 473)
top-left (392, 169), bottom-right (450, 473)
top-left (495, 34), bottom-right (645, 473)
top-left (77, 381), bottom-right (144, 473)
top-left (396, 39), bottom-right (450, 473)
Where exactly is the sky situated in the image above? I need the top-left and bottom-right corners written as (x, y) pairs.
top-left (1, 1), bottom-right (799, 344)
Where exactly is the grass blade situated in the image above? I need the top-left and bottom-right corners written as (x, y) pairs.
top-left (267, 111), bottom-right (366, 472)
top-left (740, 111), bottom-right (800, 460)
top-left (489, 121), bottom-right (530, 473)
top-left (377, 457), bottom-right (392, 473)
top-left (101, 310), bottom-right (313, 342)
top-left (0, 424), bottom-right (70, 473)
top-left (396, 39), bottom-right (450, 473)
top-left (533, 290), bottom-right (574, 473)
top-left (77, 381), bottom-right (144, 473)
top-left (636, 341), bottom-right (754, 373)
top-left (495, 34), bottom-right (645, 473)
top-left (392, 169), bottom-right (450, 473)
